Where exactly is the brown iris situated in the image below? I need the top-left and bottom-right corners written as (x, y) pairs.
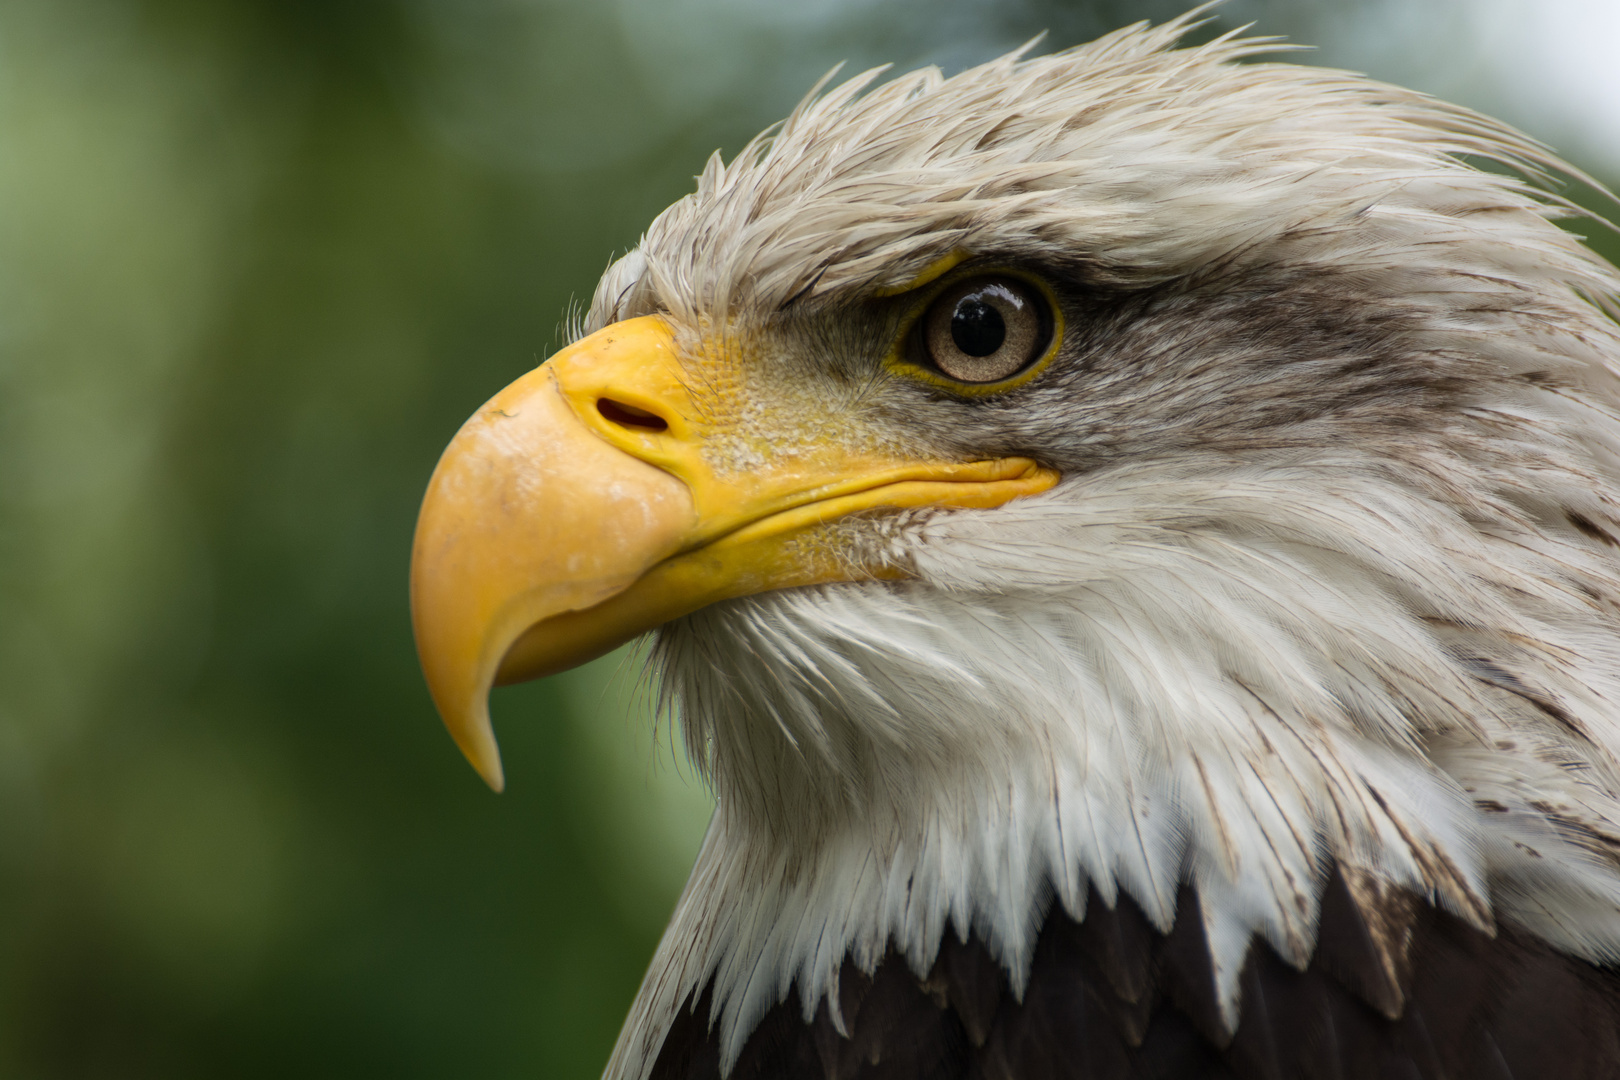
top-left (917, 275), bottom-right (1052, 383)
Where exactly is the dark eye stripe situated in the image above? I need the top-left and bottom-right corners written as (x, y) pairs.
top-left (921, 276), bottom-right (1050, 384)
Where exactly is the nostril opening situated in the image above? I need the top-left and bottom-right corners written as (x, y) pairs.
top-left (597, 398), bottom-right (669, 433)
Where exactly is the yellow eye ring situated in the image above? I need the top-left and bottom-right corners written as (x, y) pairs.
top-left (882, 266), bottom-right (1065, 396)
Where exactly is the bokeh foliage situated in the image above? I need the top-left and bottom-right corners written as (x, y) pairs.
top-left (0, 0), bottom-right (1612, 1076)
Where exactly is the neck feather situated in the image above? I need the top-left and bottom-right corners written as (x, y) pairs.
top-left (608, 459), bottom-right (1620, 1080)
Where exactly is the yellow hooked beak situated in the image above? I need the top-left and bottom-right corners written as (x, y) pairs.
top-left (410, 315), bottom-right (1058, 790)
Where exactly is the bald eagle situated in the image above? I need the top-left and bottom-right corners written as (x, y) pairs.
top-left (410, 11), bottom-right (1620, 1080)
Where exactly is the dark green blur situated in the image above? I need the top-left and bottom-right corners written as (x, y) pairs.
top-left (0, 1), bottom-right (1612, 1077)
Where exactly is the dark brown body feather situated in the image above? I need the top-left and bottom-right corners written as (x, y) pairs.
top-left (650, 869), bottom-right (1620, 1080)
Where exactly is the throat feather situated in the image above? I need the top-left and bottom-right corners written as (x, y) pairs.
top-left (613, 522), bottom-right (1620, 1079)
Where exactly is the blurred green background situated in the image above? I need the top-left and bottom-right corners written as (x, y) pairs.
top-left (1, 0), bottom-right (1613, 1077)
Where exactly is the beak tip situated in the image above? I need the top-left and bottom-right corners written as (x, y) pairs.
top-left (442, 694), bottom-right (507, 793)
top-left (463, 737), bottom-right (506, 793)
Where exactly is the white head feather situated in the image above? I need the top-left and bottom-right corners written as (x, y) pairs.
top-left (587, 13), bottom-right (1620, 1079)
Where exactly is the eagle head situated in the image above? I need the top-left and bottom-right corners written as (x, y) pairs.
top-left (411, 12), bottom-right (1620, 1079)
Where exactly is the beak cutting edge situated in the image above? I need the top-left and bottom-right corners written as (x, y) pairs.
top-left (410, 315), bottom-right (1058, 790)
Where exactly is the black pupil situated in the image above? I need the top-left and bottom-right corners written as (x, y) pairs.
top-left (950, 297), bottom-right (1005, 357)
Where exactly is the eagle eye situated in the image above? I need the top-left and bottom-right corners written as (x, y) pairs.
top-left (918, 276), bottom-right (1052, 384)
